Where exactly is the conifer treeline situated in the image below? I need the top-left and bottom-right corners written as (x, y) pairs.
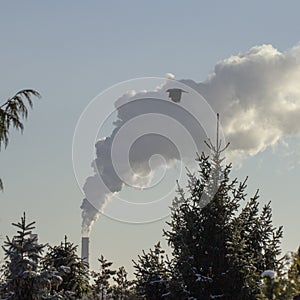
top-left (1, 142), bottom-right (300, 299)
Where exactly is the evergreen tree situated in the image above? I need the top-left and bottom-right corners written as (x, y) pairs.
top-left (294, 247), bottom-right (300, 300)
top-left (258, 249), bottom-right (300, 300)
top-left (0, 89), bottom-right (40, 190)
top-left (1, 213), bottom-right (52, 299)
top-left (163, 118), bottom-right (284, 299)
top-left (42, 236), bottom-right (90, 298)
top-left (164, 138), bottom-right (236, 299)
top-left (112, 266), bottom-right (134, 300)
top-left (0, 262), bottom-right (7, 299)
top-left (133, 242), bottom-right (170, 300)
top-left (91, 255), bottom-right (116, 300)
top-left (226, 196), bottom-right (284, 298)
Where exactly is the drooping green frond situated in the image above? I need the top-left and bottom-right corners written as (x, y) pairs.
top-left (0, 89), bottom-right (41, 149)
top-left (0, 89), bottom-right (41, 191)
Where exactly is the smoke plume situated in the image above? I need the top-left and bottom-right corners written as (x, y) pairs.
top-left (189, 44), bottom-right (300, 159)
top-left (81, 44), bottom-right (300, 235)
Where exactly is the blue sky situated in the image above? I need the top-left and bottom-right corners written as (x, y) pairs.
top-left (1, 1), bottom-right (300, 275)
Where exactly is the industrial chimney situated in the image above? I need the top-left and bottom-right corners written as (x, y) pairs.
top-left (81, 237), bottom-right (89, 266)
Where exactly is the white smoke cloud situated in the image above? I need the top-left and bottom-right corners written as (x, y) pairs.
top-left (186, 44), bottom-right (300, 160)
top-left (81, 43), bottom-right (300, 235)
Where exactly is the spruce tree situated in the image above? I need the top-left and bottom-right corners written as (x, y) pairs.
top-left (0, 262), bottom-right (7, 299)
top-left (133, 242), bottom-right (170, 300)
top-left (164, 136), bottom-right (237, 299)
top-left (258, 249), bottom-right (300, 300)
top-left (293, 247), bottom-right (300, 300)
top-left (163, 117), bottom-right (284, 299)
top-left (91, 255), bottom-right (116, 300)
top-left (112, 266), bottom-right (134, 300)
top-left (42, 236), bottom-right (90, 298)
top-left (1, 213), bottom-right (51, 299)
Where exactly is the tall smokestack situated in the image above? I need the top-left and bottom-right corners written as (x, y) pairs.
top-left (81, 237), bottom-right (89, 266)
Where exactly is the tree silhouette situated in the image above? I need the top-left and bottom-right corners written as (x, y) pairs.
top-left (1, 213), bottom-right (47, 299)
top-left (42, 235), bottom-right (90, 298)
top-left (0, 89), bottom-right (41, 190)
top-left (92, 255), bottom-right (116, 299)
top-left (163, 130), bottom-right (284, 299)
top-left (133, 242), bottom-right (170, 299)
